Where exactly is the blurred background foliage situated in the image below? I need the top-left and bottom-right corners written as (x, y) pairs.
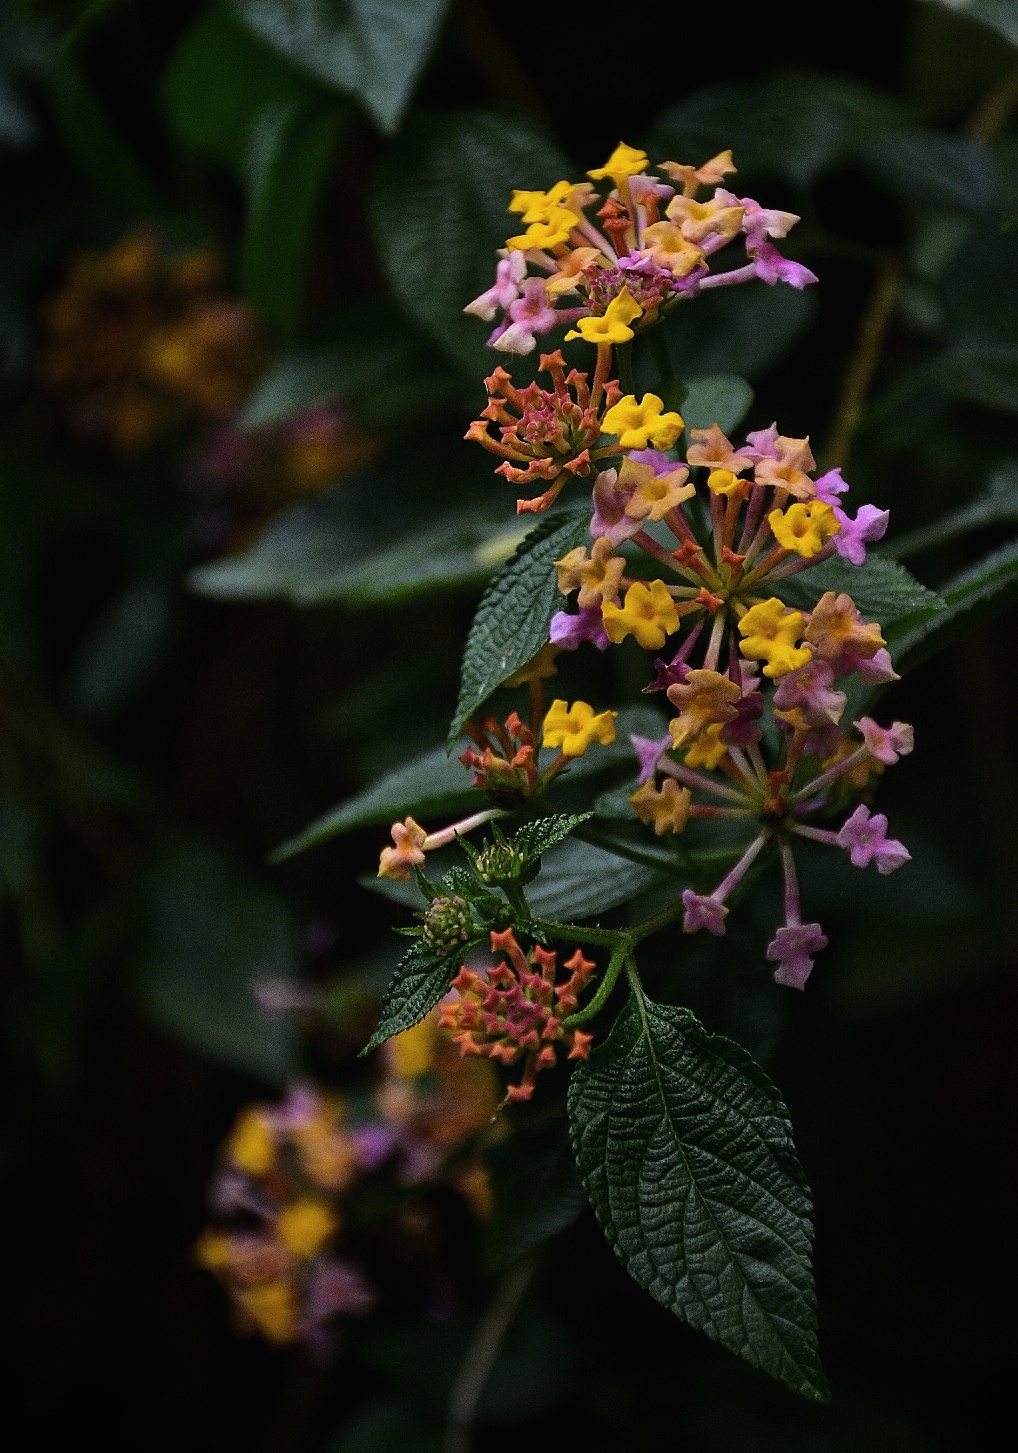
top-left (2, 0), bottom-right (1017, 1449)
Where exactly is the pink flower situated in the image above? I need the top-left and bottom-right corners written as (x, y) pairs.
top-left (832, 503), bottom-right (890, 565)
top-left (492, 278), bottom-right (560, 354)
top-left (682, 890), bottom-right (728, 935)
top-left (549, 607), bottom-right (610, 651)
top-left (813, 466), bottom-right (849, 503)
top-left (749, 239), bottom-right (818, 290)
top-left (855, 717), bottom-right (914, 765)
top-left (766, 922), bottom-right (828, 990)
top-left (463, 252), bottom-right (526, 322)
top-left (631, 732), bottom-right (673, 784)
top-left (836, 804), bottom-right (911, 874)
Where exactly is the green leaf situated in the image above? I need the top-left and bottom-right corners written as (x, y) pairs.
top-left (569, 994), bottom-right (827, 1400)
top-left (776, 554), bottom-right (946, 634)
top-left (361, 941), bottom-right (467, 1054)
top-left (269, 744), bottom-right (481, 862)
top-left (524, 837), bottom-right (666, 920)
top-left (511, 813), bottom-right (593, 861)
top-left (161, 2), bottom-right (310, 168)
top-left (679, 374), bottom-right (754, 435)
top-left (665, 282), bottom-right (817, 381)
top-left (859, 130), bottom-right (996, 212)
top-left (449, 507), bottom-right (589, 746)
top-left (889, 534), bottom-right (1018, 673)
top-left (938, 338), bottom-right (1018, 413)
top-left (883, 462), bottom-right (1018, 558)
top-left (0, 73), bottom-right (34, 148)
top-left (231, 0), bottom-right (452, 133)
top-left (483, 1116), bottom-right (586, 1273)
top-left (43, 54), bottom-right (160, 211)
top-left (369, 109), bottom-right (571, 374)
top-left (70, 576), bottom-right (175, 719)
top-left (134, 841), bottom-right (298, 1082)
top-left (241, 96), bottom-right (346, 331)
top-left (919, 0), bottom-right (1018, 49)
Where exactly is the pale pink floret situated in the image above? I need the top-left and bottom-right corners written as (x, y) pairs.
top-left (832, 503), bottom-right (890, 565)
top-left (813, 466), bottom-right (849, 503)
top-left (766, 922), bottom-right (828, 990)
top-left (749, 239), bottom-right (818, 290)
top-left (741, 422), bottom-right (781, 462)
top-left (590, 467), bottom-right (643, 545)
top-left (682, 890), bottom-right (728, 936)
top-left (463, 251), bottom-right (527, 321)
top-left (836, 804), bottom-right (911, 874)
top-left (773, 659), bottom-right (846, 727)
top-left (855, 717), bottom-right (914, 765)
top-left (853, 648), bottom-right (899, 686)
top-left (492, 278), bottom-right (561, 354)
top-left (717, 190), bottom-right (801, 240)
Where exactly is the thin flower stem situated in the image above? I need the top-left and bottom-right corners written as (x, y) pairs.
top-left (562, 942), bottom-right (627, 1027)
top-left (445, 1249), bottom-right (541, 1453)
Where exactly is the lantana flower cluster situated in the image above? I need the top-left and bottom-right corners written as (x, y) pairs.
top-left (464, 141), bottom-right (816, 361)
top-left (375, 142), bottom-right (914, 1102)
top-left (196, 1022), bottom-right (499, 1352)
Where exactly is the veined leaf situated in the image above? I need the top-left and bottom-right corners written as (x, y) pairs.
top-left (449, 507), bottom-right (589, 745)
top-left (889, 535), bottom-right (1018, 673)
top-left (569, 994), bottom-right (827, 1400)
top-left (269, 745), bottom-right (481, 862)
top-left (776, 553), bottom-right (945, 634)
top-left (361, 940), bottom-right (473, 1054)
top-left (232, 0), bottom-right (452, 133)
top-left (511, 813), bottom-right (593, 861)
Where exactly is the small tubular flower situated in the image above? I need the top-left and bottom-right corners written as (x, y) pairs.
top-left (666, 668), bottom-right (742, 748)
top-left (737, 599), bottom-right (811, 678)
top-left (602, 392), bottom-right (684, 450)
top-left (836, 804), bottom-right (911, 872)
top-left (377, 817), bottom-right (428, 880)
top-left (768, 500), bottom-right (840, 558)
top-left (565, 287), bottom-right (642, 344)
top-left (542, 699), bottom-right (617, 757)
top-left (629, 777), bottom-right (692, 834)
top-left (602, 580), bottom-right (680, 648)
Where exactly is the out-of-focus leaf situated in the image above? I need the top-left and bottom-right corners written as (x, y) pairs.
top-left (919, 0), bottom-right (1018, 49)
top-left (942, 227), bottom-right (1018, 341)
top-left (569, 996), bottom-right (828, 1400)
top-left (449, 507), bottom-right (589, 745)
top-left (270, 745), bottom-right (480, 862)
top-left (890, 535), bottom-right (1018, 672)
top-left (483, 1116), bottom-right (586, 1273)
top-left (884, 462), bottom-right (1018, 557)
top-left (666, 283), bottom-right (817, 380)
top-left (70, 577), bottom-right (175, 718)
top-left (859, 130), bottom-right (996, 212)
top-left (231, 0), bottom-right (452, 133)
top-left (241, 97), bottom-right (346, 331)
top-left (649, 72), bottom-right (905, 186)
top-left (938, 338), bottom-right (1018, 412)
top-left (679, 374), bottom-right (754, 435)
top-left (776, 555), bottom-right (946, 633)
top-left (43, 55), bottom-right (159, 210)
top-left (240, 299), bottom-right (452, 426)
top-left (135, 841), bottom-right (298, 1082)
top-left (370, 109), bottom-right (571, 375)
top-left (162, 1), bottom-right (310, 167)
top-left (328, 1403), bottom-right (440, 1453)
top-left (0, 73), bottom-right (35, 146)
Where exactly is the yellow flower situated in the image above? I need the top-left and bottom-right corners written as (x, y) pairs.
top-left (707, 468), bottom-right (748, 498)
top-left (506, 207), bottom-right (579, 252)
top-left (276, 1198), bottom-right (338, 1259)
top-left (238, 1280), bottom-right (297, 1344)
top-left (602, 393), bottom-right (684, 450)
top-left (738, 598), bottom-right (811, 678)
top-left (602, 580), bottom-right (680, 649)
top-left (389, 1018), bottom-right (439, 1079)
top-left (542, 699), bottom-right (618, 758)
top-left (555, 536), bottom-right (626, 608)
top-left (565, 287), bottom-right (642, 344)
top-left (619, 457), bottom-right (695, 520)
top-left (227, 1109), bottom-right (276, 1176)
top-left (587, 142), bottom-right (650, 191)
top-left (630, 778), bottom-right (691, 835)
top-left (667, 669), bottom-right (742, 748)
top-left (639, 222), bottom-right (705, 277)
top-left (768, 500), bottom-right (840, 558)
top-left (684, 722), bottom-right (729, 770)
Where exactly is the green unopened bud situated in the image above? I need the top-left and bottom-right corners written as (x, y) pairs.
top-left (422, 894), bottom-right (471, 955)
top-left (476, 839), bottom-right (528, 885)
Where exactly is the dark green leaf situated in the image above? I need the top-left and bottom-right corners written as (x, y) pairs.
top-left (890, 535), bottom-right (1018, 672)
top-left (776, 554), bottom-right (946, 634)
top-left (232, 0), bottom-right (452, 133)
top-left (883, 461), bottom-right (1018, 558)
top-left (569, 995), bottom-right (827, 1400)
top-left (161, 2), bottom-right (310, 168)
top-left (370, 109), bottom-right (571, 374)
top-left (241, 97), bottom-right (346, 331)
top-left (679, 374), bottom-right (755, 435)
top-left (70, 577), bottom-right (175, 719)
top-left (512, 813), bottom-right (593, 862)
top-left (920, 0), bottom-right (1018, 49)
top-left (268, 744), bottom-right (481, 862)
top-left (665, 282), bottom-right (817, 381)
top-left (0, 74), bottom-right (34, 147)
top-left (134, 841), bottom-right (298, 1082)
top-left (939, 338), bottom-right (1018, 413)
top-left (483, 1116), bottom-right (586, 1273)
top-left (524, 837), bottom-right (667, 920)
top-left (859, 130), bottom-right (996, 212)
top-left (43, 54), bottom-right (159, 211)
top-left (361, 941), bottom-right (468, 1054)
top-left (449, 507), bottom-right (589, 745)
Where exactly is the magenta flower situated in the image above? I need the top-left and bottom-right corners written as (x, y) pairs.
top-left (549, 606), bottom-right (610, 651)
top-left (766, 923), bottom-right (828, 991)
top-left (832, 502), bottom-right (890, 565)
top-left (836, 804), bottom-right (911, 873)
top-left (682, 890), bottom-right (729, 935)
top-left (749, 239), bottom-right (818, 290)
